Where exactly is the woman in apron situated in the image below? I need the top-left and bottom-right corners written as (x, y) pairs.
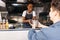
top-left (22, 3), bottom-right (36, 28)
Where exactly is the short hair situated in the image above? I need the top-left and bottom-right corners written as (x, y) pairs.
top-left (51, 0), bottom-right (60, 11)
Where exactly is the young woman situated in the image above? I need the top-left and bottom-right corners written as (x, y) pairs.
top-left (22, 3), bottom-right (36, 28)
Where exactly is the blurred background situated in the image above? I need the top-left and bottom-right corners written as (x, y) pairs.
top-left (0, 0), bottom-right (53, 29)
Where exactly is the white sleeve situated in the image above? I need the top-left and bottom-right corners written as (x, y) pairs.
top-left (33, 11), bottom-right (36, 16)
top-left (0, 0), bottom-right (5, 7)
top-left (22, 11), bottom-right (26, 17)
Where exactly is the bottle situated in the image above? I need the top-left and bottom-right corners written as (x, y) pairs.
top-left (5, 19), bottom-right (9, 29)
top-left (32, 20), bottom-right (38, 29)
top-left (0, 20), bottom-right (2, 29)
top-left (0, 13), bottom-right (2, 29)
top-left (20, 22), bottom-right (23, 28)
top-left (2, 19), bottom-right (5, 29)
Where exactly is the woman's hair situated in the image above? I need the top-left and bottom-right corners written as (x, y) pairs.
top-left (27, 3), bottom-right (33, 6)
top-left (51, 0), bottom-right (60, 11)
top-left (27, 1), bottom-right (34, 7)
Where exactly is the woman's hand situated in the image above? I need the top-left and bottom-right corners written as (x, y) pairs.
top-left (29, 20), bottom-right (38, 29)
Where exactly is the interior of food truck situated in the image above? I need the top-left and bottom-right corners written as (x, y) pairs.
top-left (0, 0), bottom-right (55, 40)
top-left (0, 0), bottom-right (52, 29)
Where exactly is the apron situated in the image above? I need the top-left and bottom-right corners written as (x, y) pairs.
top-left (23, 11), bottom-right (33, 28)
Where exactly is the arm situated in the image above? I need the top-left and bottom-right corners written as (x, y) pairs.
top-left (22, 11), bottom-right (30, 23)
top-left (28, 29), bottom-right (47, 40)
top-left (32, 16), bottom-right (36, 20)
top-left (38, 22), bottom-right (48, 28)
top-left (22, 17), bottom-right (30, 23)
top-left (29, 21), bottom-right (48, 29)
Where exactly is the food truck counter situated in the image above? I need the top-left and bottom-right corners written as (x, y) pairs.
top-left (0, 28), bottom-right (40, 40)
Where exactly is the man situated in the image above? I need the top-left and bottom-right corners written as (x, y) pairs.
top-left (28, 0), bottom-right (60, 40)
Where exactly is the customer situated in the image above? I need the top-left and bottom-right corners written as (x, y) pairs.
top-left (28, 0), bottom-right (60, 40)
top-left (22, 2), bottom-right (36, 28)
